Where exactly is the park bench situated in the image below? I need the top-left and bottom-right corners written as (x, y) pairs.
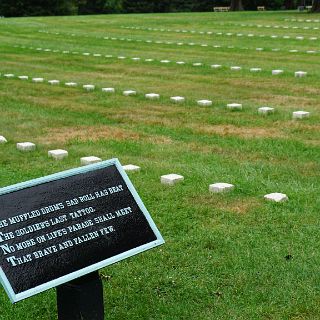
top-left (306, 5), bottom-right (312, 11)
top-left (297, 6), bottom-right (305, 11)
top-left (257, 6), bottom-right (266, 11)
top-left (214, 7), bottom-right (230, 12)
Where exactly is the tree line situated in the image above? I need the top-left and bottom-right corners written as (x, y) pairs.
top-left (0, 0), bottom-right (319, 17)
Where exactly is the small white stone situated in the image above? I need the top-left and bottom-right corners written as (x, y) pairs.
top-left (48, 80), bottom-right (60, 85)
top-left (145, 59), bottom-right (154, 62)
top-left (227, 103), bottom-right (242, 110)
top-left (160, 60), bottom-right (170, 63)
top-left (81, 156), bottom-right (102, 166)
top-left (102, 87), bottom-right (115, 93)
top-left (83, 52), bottom-right (90, 56)
top-left (161, 174), bottom-right (184, 186)
top-left (145, 93), bottom-right (160, 100)
top-left (170, 96), bottom-right (185, 103)
top-left (209, 183), bottom-right (234, 193)
top-left (0, 136), bottom-right (7, 143)
top-left (250, 68), bottom-right (262, 72)
top-left (231, 66), bottom-right (242, 71)
top-left (176, 61), bottom-right (185, 65)
top-left (17, 142), bottom-right (36, 151)
top-left (256, 48), bottom-right (264, 51)
top-left (197, 100), bottom-right (212, 107)
top-left (118, 56), bottom-right (126, 59)
top-left (292, 111), bottom-right (310, 119)
top-left (123, 164), bottom-right (141, 172)
top-left (18, 75), bottom-right (28, 80)
top-left (131, 57), bottom-right (140, 61)
top-left (4, 74), bottom-right (14, 78)
top-left (93, 53), bottom-right (101, 57)
top-left (258, 107), bottom-right (274, 115)
top-left (123, 90), bottom-right (136, 96)
top-left (65, 82), bottom-right (77, 87)
top-left (264, 193), bottom-right (288, 202)
top-left (193, 63), bottom-right (202, 67)
top-left (272, 70), bottom-right (284, 75)
top-left (32, 78), bottom-right (44, 83)
top-left (211, 64), bottom-right (222, 68)
top-left (83, 84), bottom-right (95, 91)
top-left (295, 71), bottom-right (307, 78)
top-left (48, 149), bottom-right (68, 160)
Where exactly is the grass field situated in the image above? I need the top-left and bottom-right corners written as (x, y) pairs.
top-left (0, 10), bottom-right (320, 320)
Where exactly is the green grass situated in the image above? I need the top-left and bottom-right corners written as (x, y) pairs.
top-left (0, 10), bottom-right (320, 320)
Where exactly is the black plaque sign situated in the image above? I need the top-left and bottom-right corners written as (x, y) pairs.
top-left (0, 159), bottom-right (164, 302)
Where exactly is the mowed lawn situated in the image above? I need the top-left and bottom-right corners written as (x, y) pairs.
top-left (0, 10), bottom-right (320, 319)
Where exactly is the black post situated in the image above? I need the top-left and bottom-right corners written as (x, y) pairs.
top-left (57, 271), bottom-right (104, 320)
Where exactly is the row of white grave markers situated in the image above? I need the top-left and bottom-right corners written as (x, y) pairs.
top-left (0, 73), bottom-right (311, 119)
top-left (36, 30), bottom-right (320, 55)
top-left (121, 25), bottom-right (319, 41)
top-left (160, 174), bottom-right (288, 202)
top-left (0, 138), bottom-right (289, 203)
top-left (285, 18), bottom-right (320, 23)
top-left (13, 45), bottom-right (311, 78)
top-left (235, 21), bottom-right (319, 30)
top-left (1, 137), bottom-right (139, 171)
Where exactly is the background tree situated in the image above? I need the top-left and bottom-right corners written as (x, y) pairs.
top-left (312, 0), bottom-right (320, 12)
top-left (284, 0), bottom-right (295, 9)
top-left (230, 0), bottom-right (244, 11)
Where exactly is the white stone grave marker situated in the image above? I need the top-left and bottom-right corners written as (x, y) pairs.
top-left (170, 96), bottom-right (185, 103)
top-left (48, 149), bottom-right (68, 160)
top-left (258, 107), bottom-right (274, 115)
top-left (17, 142), bottom-right (36, 151)
top-left (209, 183), bottom-right (234, 193)
top-left (292, 111), bottom-right (310, 119)
top-left (81, 156), bottom-right (102, 166)
top-left (65, 82), bottom-right (77, 87)
top-left (161, 174), bottom-right (184, 186)
top-left (102, 88), bottom-right (115, 93)
top-left (123, 164), bottom-right (141, 172)
top-left (145, 93), bottom-right (160, 100)
top-left (272, 70), bottom-right (284, 75)
top-left (83, 84), bottom-right (95, 91)
top-left (48, 80), bottom-right (60, 85)
top-left (264, 193), bottom-right (288, 202)
top-left (123, 90), bottom-right (136, 96)
top-left (295, 71), bottom-right (307, 78)
top-left (197, 100), bottom-right (212, 107)
top-left (227, 103), bottom-right (242, 110)
top-left (32, 78), bottom-right (44, 83)
top-left (0, 136), bottom-right (7, 143)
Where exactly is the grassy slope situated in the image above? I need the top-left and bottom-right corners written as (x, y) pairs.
top-left (0, 11), bottom-right (319, 320)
